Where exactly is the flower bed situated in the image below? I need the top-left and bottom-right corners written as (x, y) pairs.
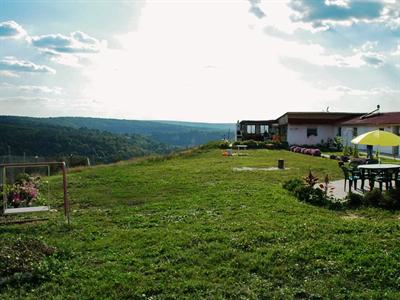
top-left (289, 145), bottom-right (321, 156)
top-left (0, 173), bottom-right (45, 208)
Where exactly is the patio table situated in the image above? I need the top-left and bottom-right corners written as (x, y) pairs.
top-left (358, 164), bottom-right (400, 190)
top-left (236, 144), bottom-right (247, 156)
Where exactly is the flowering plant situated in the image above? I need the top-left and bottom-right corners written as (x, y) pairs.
top-left (1, 173), bottom-right (43, 208)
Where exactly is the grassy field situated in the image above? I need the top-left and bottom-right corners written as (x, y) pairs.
top-left (1, 149), bottom-right (400, 299)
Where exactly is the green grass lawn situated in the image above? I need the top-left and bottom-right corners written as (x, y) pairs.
top-left (1, 149), bottom-right (400, 299)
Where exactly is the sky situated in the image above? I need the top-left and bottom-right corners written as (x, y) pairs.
top-left (0, 0), bottom-right (399, 122)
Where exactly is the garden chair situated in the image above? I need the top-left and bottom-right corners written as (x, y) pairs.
top-left (349, 161), bottom-right (367, 189)
top-left (341, 166), bottom-right (360, 192)
top-left (359, 169), bottom-right (373, 191)
top-left (371, 169), bottom-right (393, 191)
top-left (394, 170), bottom-right (400, 189)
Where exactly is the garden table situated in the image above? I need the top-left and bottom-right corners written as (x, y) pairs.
top-left (358, 164), bottom-right (400, 191)
top-left (236, 145), bottom-right (247, 156)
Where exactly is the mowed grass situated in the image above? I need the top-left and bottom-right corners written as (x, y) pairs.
top-left (1, 149), bottom-right (400, 299)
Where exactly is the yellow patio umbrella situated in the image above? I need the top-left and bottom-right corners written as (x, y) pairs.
top-left (351, 129), bottom-right (400, 162)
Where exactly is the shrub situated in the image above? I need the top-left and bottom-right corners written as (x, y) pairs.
top-left (294, 186), bottom-right (327, 206)
top-left (283, 178), bottom-right (304, 192)
top-left (310, 149), bottom-right (321, 156)
top-left (242, 140), bottom-right (258, 149)
top-left (346, 192), bottom-right (364, 208)
top-left (350, 157), bottom-right (367, 165)
top-left (304, 170), bottom-right (318, 188)
top-left (364, 188), bottom-right (384, 207)
top-left (340, 155), bottom-right (350, 162)
top-left (201, 140), bottom-right (231, 149)
top-left (1, 174), bottom-right (43, 208)
top-left (327, 198), bottom-right (346, 210)
top-left (265, 143), bottom-right (276, 150)
top-left (278, 141), bottom-right (289, 149)
top-left (381, 189), bottom-right (400, 210)
top-left (333, 136), bottom-right (343, 151)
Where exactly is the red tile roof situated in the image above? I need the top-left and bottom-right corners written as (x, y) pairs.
top-left (282, 112), bottom-right (364, 125)
top-left (341, 112), bottom-right (400, 126)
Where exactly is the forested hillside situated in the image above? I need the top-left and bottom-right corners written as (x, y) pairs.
top-left (0, 116), bottom-right (235, 147)
top-left (0, 117), bottom-right (171, 164)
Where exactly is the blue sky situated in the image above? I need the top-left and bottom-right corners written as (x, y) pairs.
top-left (0, 0), bottom-right (399, 122)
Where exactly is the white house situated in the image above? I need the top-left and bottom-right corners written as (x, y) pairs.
top-left (237, 110), bottom-right (400, 156)
top-left (341, 112), bottom-right (400, 156)
top-left (275, 112), bottom-right (363, 145)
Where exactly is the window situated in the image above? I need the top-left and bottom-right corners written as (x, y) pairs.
top-left (353, 127), bottom-right (358, 137)
top-left (307, 128), bottom-right (318, 137)
top-left (247, 125), bottom-right (255, 134)
top-left (260, 125), bottom-right (268, 133)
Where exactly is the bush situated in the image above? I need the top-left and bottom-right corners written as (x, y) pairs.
top-left (346, 192), bottom-right (364, 208)
top-left (327, 198), bottom-right (346, 210)
top-left (200, 140), bottom-right (231, 150)
top-left (283, 178), bottom-right (304, 192)
top-left (310, 149), bottom-right (321, 156)
top-left (350, 157), bottom-right (367, 165)
top-left (232, 140), bottom-right (257, 149)
top-left (340, 155), bottom-right (350, 162)
top-left (264, 143), bottom-right (276, 150)
top-left (364, 188), bottom-right (384, 207)
top-left (381, 189), bottom-right (400, 210)
top-left (294, 186), bottom-right (327, 206)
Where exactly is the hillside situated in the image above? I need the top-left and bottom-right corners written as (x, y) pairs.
top-left (0, 117), bottom-right (171, 164)
top-left (0, 116), bottom-right (235, 147)
top-left (1, 149), bottom-right (399, 298)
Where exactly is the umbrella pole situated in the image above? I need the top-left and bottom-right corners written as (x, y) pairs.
top-left (378, 146), bottom-right (381, 164)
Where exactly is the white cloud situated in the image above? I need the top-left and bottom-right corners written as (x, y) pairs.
top-left (324, 0), bottom-right (350, 8)
top-left (324, 84), bottom-right (400, 112)
top-left (31, 31), bottom-right (104, 54)
top-left (0, 20), bottom-right (26, 39)
top-left (0, 56), bottom-right (56, 74)
top-left (30, 31), bottom-right (106, 67)
top-left (329, 85), bottom-right (400, 96)
top-left (287, 0), bottom-right (400, 31)
top-left (392, 43), bottom-right (400, 56)
top-left (0, 82), bottom-right (63, 94)
top-left (81, 1), bottom-right (363, 122)
top-left (0, 70), bottom-right (19, 78)
top-left (352, 42), bottom-right (385, 67)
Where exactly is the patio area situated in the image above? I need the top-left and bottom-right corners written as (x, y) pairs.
top-left (329, 178), bottom-right (397, 199)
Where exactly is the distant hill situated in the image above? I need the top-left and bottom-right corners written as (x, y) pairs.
top-left (0, 116), bottom-right (172, 164)
top-left (5, 116), bottom-right (235, 147)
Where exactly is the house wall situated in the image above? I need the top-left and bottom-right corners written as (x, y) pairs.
top-left (342, 125), bottom-right (399, 155)
top-left (287, 124), bottom-right (335, 145)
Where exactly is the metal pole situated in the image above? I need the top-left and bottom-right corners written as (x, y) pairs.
top-left (2, 167), bottom-right (6, 214)
top-left (61, 162), bottom-right (70, 225)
